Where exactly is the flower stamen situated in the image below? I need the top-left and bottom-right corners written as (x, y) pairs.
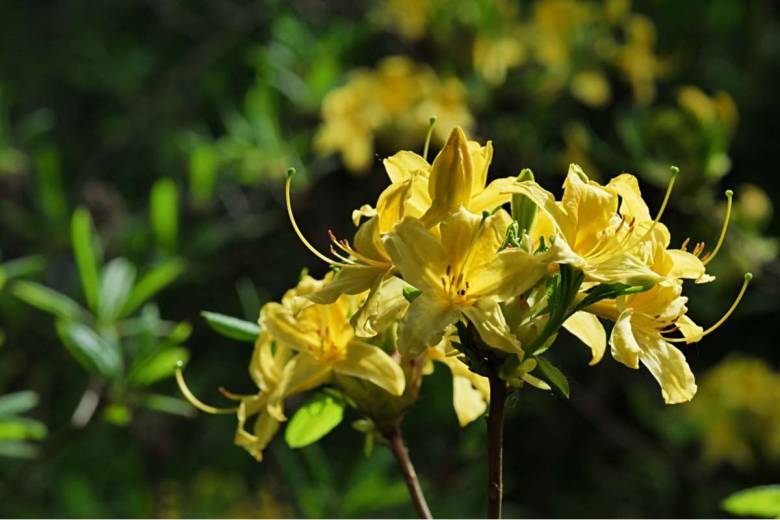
top-left (175, 361), bottom-right (237, 415)
top-left (701, 190), bottom-right (733, 266)
top-left (664, 272), bottom-right (752, 343)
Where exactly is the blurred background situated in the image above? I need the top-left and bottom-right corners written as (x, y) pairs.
top-left (1, 0), bottom-right (779, 517)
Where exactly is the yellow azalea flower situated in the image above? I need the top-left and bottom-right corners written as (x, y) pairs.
top-left (260, 275), bottom-right (406, 420)
top-left (383, 207), bottom-right (554, 355)
top-left (504, 164), bottom-right (662, 286)
top-left (175, 333), bottom-right (296, 462)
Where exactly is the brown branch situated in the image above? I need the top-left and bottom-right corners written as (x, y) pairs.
top-left (385, 426), bottom-right (432, 519)
top-left (487, 375), bottom-right (507, 519)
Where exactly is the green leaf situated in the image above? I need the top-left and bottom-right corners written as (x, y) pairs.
top-left (0, 417), bottom-right (48, 441)
top-left (0, 440), bottom-right (40, 459)
top-left (129, 346), bottom-right (190, 387)
top-left (120, 259), bottom-right (185, 318)
top-left (536, 357), bottom-right (570, 398)
top-left (189, 144), bottom-right (219, 205)
top-left (402, 286), bottom-right (422, 303)
top-left (574, 282), bottom-right (651, 313)
top-left (201, 311), bottom-right (260, 342)
top-left (98, 258), bottom-right (137, 322)
top-left (71, 207), bottom-right (102, 311)
top-left (34, 145), bottom-right (68, 225)
top-left (11, 280), bottom-right (87, 320)
top-left (0, 255), bottom-right (45, 286)
top-left (285, 392), bottom-right (345, 448)
top-left (511, 168), bottom-right (537, 232)
top-left (150, 177), bottom-right (178, 253)
top-left (139, 393), bottom-right (195, 417)
top-left (0, 391), bottom-right (39, 417)
top-left (56, 320), bottom-right (123, 378)
top-left (722, 486), bottom-right (780, 518)
top-left (102, 403), bottom-right (132, 426)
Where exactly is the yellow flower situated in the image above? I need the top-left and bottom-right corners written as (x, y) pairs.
top-left (383, 207), bottom-right (553, 355)
top-left (260, 275), bottom-right (406, 421)
top-left (427, 344), bottom-right (490, 427)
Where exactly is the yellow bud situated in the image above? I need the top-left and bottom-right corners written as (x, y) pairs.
top-left (426, 127), bottom-right (473, 218)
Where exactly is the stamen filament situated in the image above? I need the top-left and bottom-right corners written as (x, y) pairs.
top-left (285, 169), bottom-right (341, 266)
top-left (423, 116), bottom-right (437, 162)
top-left (632, 167), bottom-right (678, 247)
top-left (175, 362), bottom-right (237, 414)
top-left (664, 272), bottom-right (752, 343)
top-left (702, 189), bottom-right (733, 266)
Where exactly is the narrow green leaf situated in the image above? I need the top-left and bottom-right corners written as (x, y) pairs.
top-left (56, 320), bottom-right (123, 378)
top-left (511, 168), bottom-right (537, 232)
top-left (129, 346), bottom-right (190, 387)
top-left (0, 440), bottom-right (40, 459)
top-left (34, 145), bottom-right (68, 225)
top-left (536, 357), bottom-right (570, 398)
top-left (0, 391), bottom-right (39, 417)
top-left (102, 403), bottom-right (132, 426)
top-left (722, 486), bottom-right (780, 518)
top-left (0, 417), bottom-right (48, 441)
top-left (150, 177), bottom-right (179, 253)
top-left (285, 393), bottom-right (345, 448)
top-left (140, 393), bottom-right (195, 417)
top-left (574, 282), bottom-right (651, 313)
top-left (201, 311), bottom-right (260, 342)
top-left (189, 144), bottom-right (219, 205)
top-left (120, 259), bottom-right (185, 318)
top-left (0, 255), bottom-right (45, 282)
top-left (98, 258), bottom-right (137, 322)
top-left (71, 208), bottom-right (102, 311)
top-left (11, 280), bottom-right (87, 320)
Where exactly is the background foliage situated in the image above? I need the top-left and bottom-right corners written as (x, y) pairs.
top-left (1, 0), bottom-right (779, 517)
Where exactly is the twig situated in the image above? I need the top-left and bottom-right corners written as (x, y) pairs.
top-left (487, 376), bottom-right (507, 519)
top-left (385, 426), bottom-right (432, 519)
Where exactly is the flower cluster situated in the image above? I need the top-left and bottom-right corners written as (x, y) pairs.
top-left (315, 56), bottom-right (472, 173)
top-left (179, 126), bottom-right (748, 462)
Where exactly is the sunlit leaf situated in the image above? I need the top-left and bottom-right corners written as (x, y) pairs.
top-left (189, 144), bottom-right (219, 205)
top-left (120, 259), bottom-right (185, 318)
top-left (71, 207), bottom-right (102, 311)
top-left (98, 258), bottom-right (137, 322)
top-left (150, 177), bottom-right (178, 253)
top-left (201, 311), bottom-right (260, 342)
top-left (722, 485), bottom-right (780, 518)
top-left (536, 356), bottom-right (570, 398)
top-left (0, 417), bottom-right (47, 441)
top-left (102, 403), bottom-right (132, 426)
top-left (56, 320), bottom-right (123, 378)
top-left (285, 392), bottom-right (345, 448)
top-left (11, 280), bottom-right (87, 321)
top-left (0, 255), bottom-right (45, 288)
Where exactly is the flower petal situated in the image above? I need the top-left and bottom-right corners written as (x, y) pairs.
top-left (383, 150), bottom-right (430, 184)
top-left (267, 353), bottom-right (332, 421)
top-left (609, 309), bottom-right (641, 369)
top-left (398, 292), bottom-right (460, 355)
top-left (335, 340), bottom-right (406, 396)
top-left (637, 333), bottom-right (697, 404)
top-left (383, 217), bottom-right (447, 291)
top-left (563, 311), bottom-right (607, 365)
top-left (260, 302), bottom-right (320, 353)
top-left (463, 297), bottom-right (522, 353)
top-left (307, 265), bottom-right (386, 304)
top-left (607, 173), bottom-right (651, 221)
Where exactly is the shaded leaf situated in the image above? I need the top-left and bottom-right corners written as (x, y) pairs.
top-left (120, 259), bottom-right (185, 318)
top-left (150, 177), bottom-right (179, 253)
top-left (98, 258), bottom-right (137, 322)
top-left (56, 320), bottom-right (123, 378)
top-left (140, 393), bottom-right (195, 417)
top-left (11, 280), bottom-right (87, 320)
top-left (0, 391), bottom-right (39, 417)
top-left (0, 440), bottom-right (40, 459)
top-left (129, 346), bottom-right (190, 387)
top-left (201, 311), bottom-right (260, 342)
top-left (71, 208), bottom-right (102, 312)
top-left (536, 356), bottom-right (570, 398)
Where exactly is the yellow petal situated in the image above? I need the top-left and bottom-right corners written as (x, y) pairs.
top-left (466, 139), bottom-right (493, 195)
top-left (335, 340), bottom-right (406, 396)
top-left (676, 314), bottom-right (704, 344)
top-left (382, 217), bottom-right (447, 291)
top-left (609, 309), bottom-right (641, 369)
top-left (666, 249), bottom-right (706, 280)
top-left (351, 275), bottom-right (410, 338)
top-left (267, 353), bottom-right (332, 421)
top-left (307, 265), bottom-right (386, 304)
top-left (563, 311), bottom-right (606, 365)
top-left (468, 177), bottom-right (514, 214)
top-left (637, 333), bottom-right (697, 404)
top-left (452, 375), bottom-right (489, 426)
top-left (607, 173), bottom-right (651, 221)
top-left (561, 164), bottom-right (618, 250)
top-left (260, 302), bottom-right (320, 353)
top-left (462, 297), bottom-right (522, 353)
top-left (383, 150), bottom-right (430, 184)
top-left (469, 248), bottom-right (549, 301)
top-left (398, 292), bottom-right (460, 355)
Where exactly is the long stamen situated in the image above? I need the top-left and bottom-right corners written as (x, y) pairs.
top-left (175, 362), bottom-right (237, 414)
top-left (285, 169), bottom-right (339, 266)
top-left (702, 189), bottom-right (733, 266)
top-left (423, 115), bottom-right (437, 162)
top-left (665, 273), bottom-right (752, 343)
top-left (632, 166), bottom-right (678, 247)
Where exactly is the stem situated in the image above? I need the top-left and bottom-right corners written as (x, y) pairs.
top-left (487, 376), bottom-right (507, 519)
top-left (386, 426), bottom-right (433, 519)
